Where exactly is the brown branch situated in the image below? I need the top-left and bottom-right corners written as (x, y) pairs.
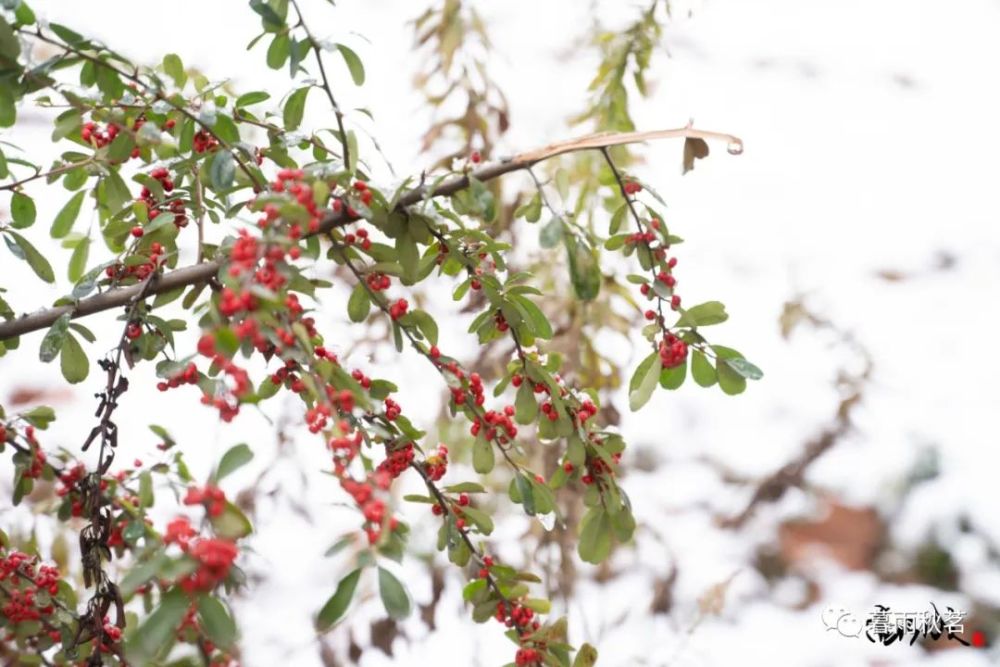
top-left (0, 126), bottom-right (741, 341)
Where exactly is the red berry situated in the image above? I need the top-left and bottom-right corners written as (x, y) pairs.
top-left (644, 310), bottom-right (656, 320)
top-left (470, 150), bottom-right (482, 164)
top-left (130, 226), bottom-right (144, 238)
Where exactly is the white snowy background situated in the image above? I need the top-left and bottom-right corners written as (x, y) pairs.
top-left (2, 0), bottom-right (999, 665)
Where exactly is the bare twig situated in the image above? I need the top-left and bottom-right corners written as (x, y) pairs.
top-left (0, 126), bottom-right (741, 341)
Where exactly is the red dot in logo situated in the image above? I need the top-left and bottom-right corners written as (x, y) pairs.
top-left (972, 630), bottom-right (986, 647)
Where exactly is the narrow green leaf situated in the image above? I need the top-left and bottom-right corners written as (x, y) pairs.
top-left (317, 568), bottom-right (362, 630)
top-left (59, 332), bottom-right (88, 383)
top-left (283, 86), bottom-right (309, 131)
top-left (514, 381), bottom-right (538, 425)
top-left (196, 596), bottom-right (235, 649)
top-left (162, 53), bottom-right (186, 87)
top-left (691, 350), bottom-right (717, 387)
top-left (67, 236), bottom-right (90, 282)
top-left (336, 44), bottom-right (365, 85)
top-left (215, 443), bottom-right (254, 481)
top-left (39, 313), bottom-right (71, 363)
top-left (724, 357), bottom-right (763, 380)
top-left (347, 282), bottom-right (370, 322)
top-left (578, 507), bottom-right (612, 564)
top-left (125, 587), bottom-right (189, 663)
top-left (51, 191), bottom-right (85, 238)
top-left (472, 434), bottom-right (494, 474)
top-left (209, 150), bottom-right (236, 190)
top-left (628, 351), bottom-right (660, 411)
top-left (377, 567), bottom-right (411, 620)
top-left (235, 91), bottom-right (270, 107)
top-left (266, 32), bottom-right (290, 69)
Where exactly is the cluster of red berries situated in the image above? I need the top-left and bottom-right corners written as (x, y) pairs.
top-left (514, 648), bottom-right (541, 665)
top-left (494, 310), bottom-right (510, 332)
top-left (496, 600), bottom-right (539, 631)
top-left (183, 484), bottom-right (227, 518)
top-left (194, 334), bottom-right (252, 423)
top-left (105, 241), bottom-right (165, 283)
top-left (377, 442), bottom-right (415, 480)
top-left (388, 298), bottom-right (409, 320)
top-left (352, 180), bottom-right (373, 206)
top-left (192, 129), bottom-right (219, 153)
top-left (366, 271), bottom-right (391, 291)
top-left (422, 444), bottom-right (449, 481)
top-left (138, 166), bottom-right (189, 228)
top-left (470, 407), bottom-right (518, 442)
top-left (659, 333), bottom-right (688, 368)
top-left (384, 397), bottom-right (402, 420)
top-left (157, 361), bottom-right (199, 392)
top-left (80, 120), bottom-right (120, 149)
top-left (340, 478), bottom-right (399, 545)
top-left (623, 179), bottom-right (642, 195)
top-left (163, 517), bottom-right (239, 592)
top-left (0, 550), bottom-right (60, 635)
top-left (22, 445), bottom-right (46, 480)
top-left (343, 225), bottom-right (372, 250)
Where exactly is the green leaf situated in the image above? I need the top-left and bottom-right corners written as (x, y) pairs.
top-left (628, 351), bottom-right (660, 411)
top-left (210, 500), bottom-right (253, 539)
top-left (565, 234), bottom-right (600, 301)
top-left (10, 192), bottom-right (36, 229)
top-left (716, 357), bottom-right (746, 395)
top-left (609, 204), bottom-right (627, 235)
top-left (377, 567), bottom-right (411, 620)
top-left (236, 91), bottom-right (270, 107)
top-left (336, 44), bottom-right (365, 85)
top-left (215, 443), bottom-right (254, 481)
top-left (539, 217), bottom-right (563, 248)
top-left (68, 236), bottom-right (90, 282)
top-left (659, 357), bottom-right (687, 390)
top-left (578, 507), bottom-right (612, 564)
top-left (39, 313), bottom-right (71, 363)
top-left (317, 568), bottom-right (362, 630)
top-left (125, 587), bottom-right (189, 663)
top-left (347, 282), bottom-right (370, 322)
top-left (59, 332), bottom-right (88, 384)
top-left (460, 506), bottom-right (494, 535)
top-left (213, 114), bottom-right (241, 144)
top-left (515, 474), bottom-right (535, 516)
top-left (197, 595), bottom-right (236, 649)
top-left (162, 53), bottom-right (186, 87)
top-left (0, 15), bottom-right (19, 60)
top-left (209, 150), bottom-right (236, 190)
top-left (514, 381), bottom-right (537, 425)
top-left (574, 644), bottom-right (599, 667)
top-left (511, 295), bottom-right (553, 340)
top-left (724, 356), bottom-right (763, 381)
top-left (691, 350), bottom-right (717, 387)
top-left (266, 32), bottom-right (290, 69)
top-left (283, 86), bottom-right (309, 131)
top-left (51, 190), bottom-right (85, 238)
top-left (675, 301), bottom-right (728, 327)
top-left (472, 434), bottom-right (494, 474)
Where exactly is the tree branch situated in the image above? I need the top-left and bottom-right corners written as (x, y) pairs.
top-left (0, 126), bottom-right (741, 341)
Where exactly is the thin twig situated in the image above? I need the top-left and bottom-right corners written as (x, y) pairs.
top-left (0, 126), bottom-right (741, 341)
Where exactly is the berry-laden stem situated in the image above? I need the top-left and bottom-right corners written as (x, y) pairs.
top-left (331, 242), bottom-right (526, 474)
top-left (17, 27), bottom-right (265, 191)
